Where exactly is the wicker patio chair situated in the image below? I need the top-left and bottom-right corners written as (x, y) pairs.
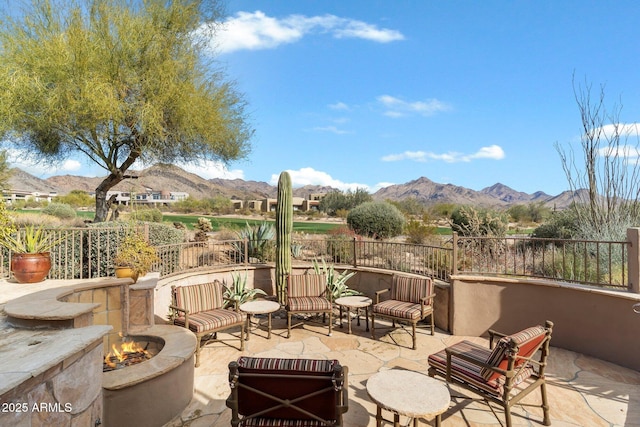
top-left (226, 356), bottom-right (349, 427)
top-left (427, 320), bottom-right (554, 427)
top-left (170, 280), bottom-right (245, 367)
top-left (286, 273), bottom-right (332, 338)
top-left (370, 274), bottom-right (435, 349)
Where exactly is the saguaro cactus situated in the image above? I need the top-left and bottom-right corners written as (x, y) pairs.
top-left (275, 171), bottom-right (293, 304)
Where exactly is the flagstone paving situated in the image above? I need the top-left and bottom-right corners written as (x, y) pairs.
top-left (166, 316), bottom-right (640, 427)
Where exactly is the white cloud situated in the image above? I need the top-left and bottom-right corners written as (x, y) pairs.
top-left (382, 145), bottom-right (505, 163)
top-left (6, 148), bottom-right (85, 176)
top-left (178, 160), bottom-right (244, 180)
top-left (269, 167), bottom-right (370, 192)
top-left (329, 102), bottom-right (350, 111)
top-left (214, 11), bottom-right (404, 54)
top-left (377, 95), bottom-right (451, 118)
top-left (312, 126), bottom-right (351, 135)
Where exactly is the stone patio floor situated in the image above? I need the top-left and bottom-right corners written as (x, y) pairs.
top-left (165, 315), bottom-right (640, 427)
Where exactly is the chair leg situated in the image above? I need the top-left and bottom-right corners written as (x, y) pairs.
top-left (412, 322), bottom-right (417, 350)
top-left (371, 313), bottom-right (376, 340)
top-left (430, 312), bottom-right (435, 336)
top-left (541, 382), bottom-right (551, 425)
top-left (287, 313), bottom-right (292, 338)
top-left (240, 322), bottom-right (245, 351)
top-left (328, 311), bottom-right (332, 336)
top-left (504, 405), bottom-right (513, 427)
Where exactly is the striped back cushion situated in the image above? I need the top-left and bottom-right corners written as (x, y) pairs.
top-left (391, 275), bottom-right (432, 304)
top-left (235, 357), bottom-right (341, 420)
top-left (480, 325), bottom-right (549, 382)
top-left (288, 274), bottom-right (327, 298)
top-left (174, 281), bottom-right (223, 314)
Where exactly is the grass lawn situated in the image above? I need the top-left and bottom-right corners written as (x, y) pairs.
top-left (165, 214), bottom-right (341, 234)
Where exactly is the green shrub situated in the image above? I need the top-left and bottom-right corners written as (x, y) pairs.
top-left (346, 201), bottom-right (405, 239)
top-left (404, 218), bottom-right (436, 244)
top-left (42, 203), bottom-right (76, 220)
top-left (532, 210), bottom-right (578, 239)
top-left (130, 208), bottom-right (163, 222)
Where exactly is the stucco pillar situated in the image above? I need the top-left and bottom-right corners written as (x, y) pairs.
top-left (626, 228), bottom-right (640, 293)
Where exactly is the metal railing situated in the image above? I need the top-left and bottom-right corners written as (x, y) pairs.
top-left (453, 234), bottom-right (629, 290)
top-left (1, 227), bottom-right (631, 291)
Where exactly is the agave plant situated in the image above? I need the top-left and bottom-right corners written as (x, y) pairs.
top-left (1, 225), bottom-right (63, 253)
top-left (223, 272), bottom-right (267, 307)
top-left (312, 258), bottom-right (360, 300)
top-left (232, 222), bottom-right (275, 262)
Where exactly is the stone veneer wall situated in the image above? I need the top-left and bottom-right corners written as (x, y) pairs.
top-left (61, 284), bottom-right (126, 353)
top-left (0, 333), bottom-right (106, 427)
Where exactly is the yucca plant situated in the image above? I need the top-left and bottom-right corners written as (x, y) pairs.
top-left (223, 272), bottom-right (267, 307)
top-left (312, 258), bottom-right (359, 300)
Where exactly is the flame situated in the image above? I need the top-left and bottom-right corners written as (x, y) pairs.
top-left (104, 336), bottom-right (151, 369)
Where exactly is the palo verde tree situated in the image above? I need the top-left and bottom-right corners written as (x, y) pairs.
top-left (0, 0), bottom-right (252, 222)
top-left (555, 76), bottom-right (640, 240)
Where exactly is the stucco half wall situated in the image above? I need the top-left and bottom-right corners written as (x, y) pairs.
top-left (450, 275), bottom-right (640, 371)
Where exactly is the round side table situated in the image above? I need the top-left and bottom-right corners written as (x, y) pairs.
top-left (239, 300), bottom-right (281, 340)
top-left (335, 295), bottom-right (372, 334)
top-left (366, 369), bottom-right (450, 427)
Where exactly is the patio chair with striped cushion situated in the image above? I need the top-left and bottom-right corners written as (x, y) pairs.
top-left (371, 274), bottom-right (435, 349)
top-left (427, 320), bottom-right (554, 427)
top-left (170, 280), bottom-right (245, 367)
top-left (286, 273), bottom-right (332, 338)
top-left (226, 356), bottom-right (349, 426)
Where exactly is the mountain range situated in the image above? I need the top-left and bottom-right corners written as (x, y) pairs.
top-left (7, 163), bottom-right (581, 209)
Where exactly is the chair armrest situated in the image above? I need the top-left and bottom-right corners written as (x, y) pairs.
top-left (169, 305), bottom-right (189, 316)
top-left (420, 293), bottom-right (436, 311)
top-left (488, 328), bottom-right (509, 349)
top-left (375, 288), bottom-right (390, 304)
top-left (169, 305), bottom-right (191, 329)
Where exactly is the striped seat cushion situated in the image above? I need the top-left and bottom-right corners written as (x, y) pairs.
top-left (237, 357), bottom-right (337, 373)
top-left (240, 418), bottom-right (330, 427)
top-left (173, 281), bottom-right (224, 314)
top-left (174, 308), bottom-right (243, 333)
top-left (288, 274), bottom-right (327, 298)
top-left (480, 325), bottom-right (548, 382)
top-left (372, 300), bottom-right (423, 320)
top-left (287, 296), bottom-right (332, 312)
top-left (235, 357), bottom-right (341, 422)
top-left (428, 340), bottom-right (534, 397)
top-left (391, 275), bottom-right (432, 304)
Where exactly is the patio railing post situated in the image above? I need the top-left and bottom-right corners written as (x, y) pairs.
top-left (452, 232), bottom-right (458, 276)
top-left (626, 228), bottom-right (640, 293)
top-left (352, 237), bottom-right (357, 268)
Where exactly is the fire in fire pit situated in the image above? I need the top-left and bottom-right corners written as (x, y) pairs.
top-left (103, 336), bottom-right (159, 372)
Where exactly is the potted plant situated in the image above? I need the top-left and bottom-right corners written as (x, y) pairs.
top-left (2, 225), bottom-right (62, 283)
top-left (223, 272), bottom-right (267, 308)
top-left (113, 232), bottom-right (159, 283)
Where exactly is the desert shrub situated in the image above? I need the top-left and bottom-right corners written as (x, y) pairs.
top-left (347, 201), bottom-right (405, 239)
top-left (130, 208), bottom-right (163, 223)
top-left (450, 206), bottom-right (508, 237)
top-left (13, 213), bottom-right (62, 227)
top-left (325, 226), bottom-right (357, 264)
top-left (42, 203), bottom-right (76, 220)
top-left (404, 217), bottom-right (437, 244)
top-left (389, 197), bottom-right (427, 217)
top-left (532, 210), bottom-right (578, 239)
top-left (319, 188), bottom-right (372, 216)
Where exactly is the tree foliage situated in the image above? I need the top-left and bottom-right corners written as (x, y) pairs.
top-left (347, 201), bottom-right (405, 239)
top-left (319, 188), bottom-right (372, 216)
top-left (54, 190), bottom-right (94, 208)
top-left (0, 0), bottom-right (252, 222)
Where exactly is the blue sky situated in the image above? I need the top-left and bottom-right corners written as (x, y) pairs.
top-left (10, 1), bottom-right (640, 196)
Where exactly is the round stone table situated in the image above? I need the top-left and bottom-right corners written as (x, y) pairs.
top-left (366, 369), bottom-right (450, 427)
top-left (335, 295), bottom-right (372, 334)
top-left (239, 300), bottom-right (281, 340)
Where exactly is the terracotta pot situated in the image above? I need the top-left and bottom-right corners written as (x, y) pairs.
top-left (11, 252), bottom-right (52, 284)
top-left (114, 266), bottom-right (139, 283)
